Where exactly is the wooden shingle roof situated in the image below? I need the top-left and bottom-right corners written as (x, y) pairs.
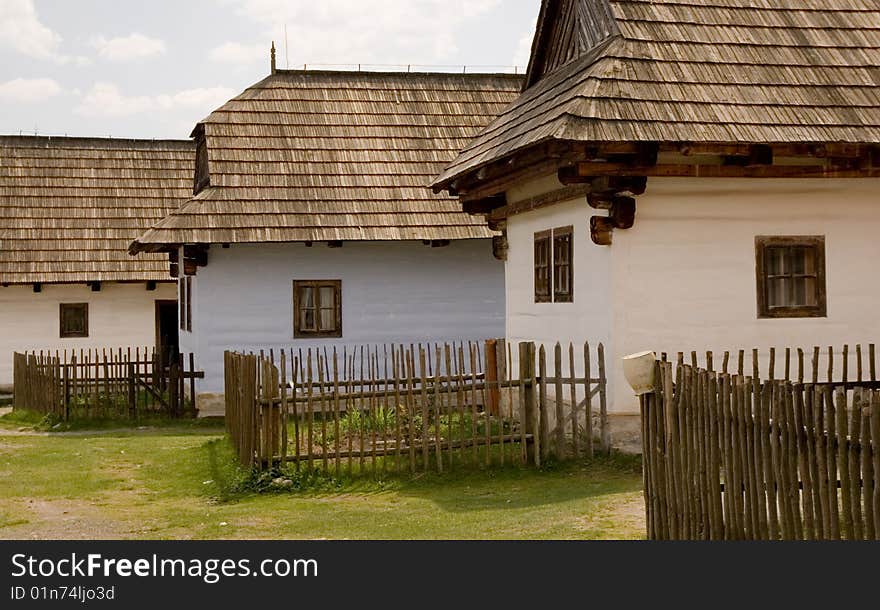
top-left (0, 136), bottom-right (194, 284)
top-left (433, 0), bottom-right (880, 188)
top-left (130, 70), bottom-right (522, 252)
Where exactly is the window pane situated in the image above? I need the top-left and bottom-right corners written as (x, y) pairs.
top-left (553, 231), bottom-right (573, 302)
top-left (767, 278), bottom-right (787, 308)
top-left (796, 277), bottom-right (818, 306)
top-left (789, 248), bottom-right (805, 274)
top-left (319, 286), bottom-right (335, 309)
top-left (300, 286), bottom-right (314, 308)
top-left (766, 247), bottom-right (785, 275)
top-left (801, 247), bottom-right (816, 275)
top-left (301, 308), bottom-right (316, 331)
top-left (534, 236), bottom-right (550, 301)
top-left (319, 308), bottom-right (335, 331)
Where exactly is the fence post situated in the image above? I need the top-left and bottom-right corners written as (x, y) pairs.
top-left (518, 342), bottom-right (537, 465)
top-left (597, 343), bottom-right (610, 453)
top-left (169, 353), bottom-right (180, 417)
top-left (127, 362), bottom-right (137, 419)
top-left (485, 339), bottom-right (500, 416)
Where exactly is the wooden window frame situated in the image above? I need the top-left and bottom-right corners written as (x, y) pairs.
top-left (59, 303), bottom-right (89, 338)
top-left (534, 226), bottom-right (574, 303)
top-left (755, 235), bottom-right (827, 319)
top-left (179, 277), bottom-right (186, 331)
top-left (534, 230), bottom-right (552, 303)
top-left (185, 276), bottom-right (192, 332)
top-left (293, 280), bottom-right (342, 338)
top-left (552, 225), bottom-right (574, 303)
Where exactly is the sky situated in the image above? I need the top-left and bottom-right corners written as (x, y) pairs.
top-left (0, 0), bottom-right (540, 140)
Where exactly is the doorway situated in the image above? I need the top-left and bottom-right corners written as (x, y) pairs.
top-left (155, 300), bottom-right (179, 359)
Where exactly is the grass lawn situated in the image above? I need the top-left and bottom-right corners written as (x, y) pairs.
top-left (0, 410), bottom-right (645, 540)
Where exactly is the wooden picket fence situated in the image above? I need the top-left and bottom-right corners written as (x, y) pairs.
top-left (13, 348), bottom-right (203, 419)
top-left (225, 339), bottom-right (609, 473)
top-left (641, 344), bottom-right (880, 540)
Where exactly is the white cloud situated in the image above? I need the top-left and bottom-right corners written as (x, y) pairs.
top-left (0, 77), bottom-right (62, 102)
top-left (209, 41), bottom-right (266, 64)
top-left (215, 0), bottom-right (501, 66)
top-left (90, 33), bottom-right (167, 62)
top-left (513, 21), bottom-right (536, 71)
top-left (74, 82), bottom-right (236, 118)
top-left (0, 0), bottom-right (87, 64)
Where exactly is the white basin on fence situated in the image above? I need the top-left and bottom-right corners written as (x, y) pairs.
top-left (622, 351), bottom-right (657, 396)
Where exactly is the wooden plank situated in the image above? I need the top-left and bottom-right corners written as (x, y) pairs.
top-left (538, 345), bottom-right (549, 465)
top-left (597, 343), bottom-right (609, 453)
top-left (870, 390), bottom-right (880, 540)
top-left (332, 347), bottom-right (341, 476)
top-left (419, 346), bottom-right (430, 471)
top-left (849, 388), bottom-right (864, 539)
top-left (861, 390), bottom-right (875, 540)
top-left (469, 343), bottom-right (480, 466)
top-left (665, 363), bottom-right (681, 539)
top-left (406, 347), bottom-right (417, 474)
top-left (370, 347), bottom-right (379, 475)
top-left (306, 350), bottom-right (314, 472)
top-left (569, 343), bottom-right (579, 458)
top-left (554, 343), bottom-right (565, 459)
top-left (836, 387), bottom-right (853, 539)
top-left (433, 345), bottom-right (443, 472)
top-left (392, 345), bottom-right (403, 474)
top-left (583, 342), bottom-right (594, 459)
top-left (823, 386), bottom-right (840, 539)
top-left (796, 386), bottom-right (817, 539)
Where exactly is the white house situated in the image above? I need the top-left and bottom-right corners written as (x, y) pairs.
top-left (130, 69), bottom-right (522, 413)
top-left (432, 0), bottom-right (880, 443)
top-left (0, 136), bottom-right (193, 389)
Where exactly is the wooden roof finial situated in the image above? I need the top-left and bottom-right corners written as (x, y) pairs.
top-left (270, 41), bottom-right (276, 74)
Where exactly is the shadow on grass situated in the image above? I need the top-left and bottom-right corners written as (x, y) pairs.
top-left (0, 409), bottom-right (225, 438)
top-left (209, 434), bottom-right (642, 514)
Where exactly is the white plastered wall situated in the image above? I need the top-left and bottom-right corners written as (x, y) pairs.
top-left (503, 175), bottom-right (880, 417)
top-left (0, 282), bottom-right (176, 387)
top-left (188, 240), bottom-right (506, 400)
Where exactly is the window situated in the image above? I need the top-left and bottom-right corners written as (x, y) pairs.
top-left (534, 226), bottom-right (574, 303)
top-left (534, 230), bottom-right (551, 303)
top-left (553, 226), bottom-right (573, 303)
top-left (60, 303), bottom-right (88, 338)
top-left (756, 236), bottom-right (826, 318)
top-left (293, 280), bottom-right (342, 338)
top-left (179, 276), bottom-right (192, 332)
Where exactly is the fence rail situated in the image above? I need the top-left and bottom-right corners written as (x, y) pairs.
top-left (13, 348), bottom-right (203, 419)
top-left (641, 343), bottom-right (880, 540)
top-left (225, 339), bottom-right (609, 473)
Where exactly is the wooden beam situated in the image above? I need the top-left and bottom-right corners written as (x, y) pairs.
top-left (146, 281), bottom-right (157, 291)
top-left (570, 162), bottom-right (878, 179)
top-left (488, 185), bottom-right (590, 222)
top-left (462, 194), bottom-right (506, 215)
top-left (90, 282), bottom-right (101, 292)
top-left (183, 244), bottom-right (208, 267)
top-left (32, 283), bottom-right (41, 293)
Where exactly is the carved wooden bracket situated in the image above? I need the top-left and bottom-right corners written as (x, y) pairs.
top-left (588, 177), bottom-right (642, 245)
top-left (492, 232), bottom-right (509, 261)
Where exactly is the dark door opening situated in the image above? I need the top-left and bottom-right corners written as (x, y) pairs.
top-left (155, 300), bottom-right (179, 359)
